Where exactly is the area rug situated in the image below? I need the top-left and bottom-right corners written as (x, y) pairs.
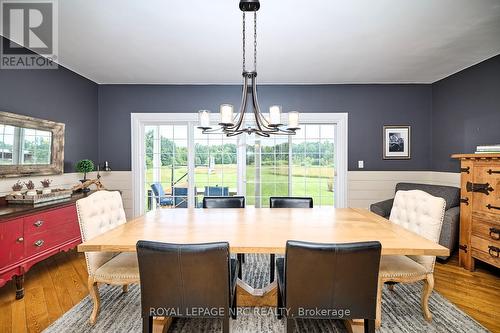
top-left (43, 254), bottom-right (489, 333)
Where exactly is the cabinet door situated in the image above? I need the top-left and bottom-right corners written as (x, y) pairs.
top-left (473, 163), bottom-right (500, 218)
top-left (0, 218), bottom-right (24, 268)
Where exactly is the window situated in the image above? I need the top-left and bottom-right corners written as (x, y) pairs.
top-left (132, 113), bottom-right (347, 215)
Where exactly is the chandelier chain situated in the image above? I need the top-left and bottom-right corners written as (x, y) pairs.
top-left (254, 11), bottom-right (257, 72)
top-left (242, 12), bottom-right (246, 72)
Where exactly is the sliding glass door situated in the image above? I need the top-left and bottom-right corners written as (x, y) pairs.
top-left (133, 113), bottom-right (346, 215)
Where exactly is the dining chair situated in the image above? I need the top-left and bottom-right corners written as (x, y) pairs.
top-left (202, 196), bottom-right (245, 208)
top-left (269, 196), bottom-right (313, 283)
top-left (202, 196), bottom-right (245, 278)
top-left (276, 240), bottom-right (381, 333)
top-left (76, 191), bottom-right (139, 325)
top-left (205, 186), bottom-right (229, 197)
top-left (136, 241), bottom-right (239, 333)
top-left (150, 182), bottom-right (173, 207)
top-left (376, 189), bottom-right (446, 328)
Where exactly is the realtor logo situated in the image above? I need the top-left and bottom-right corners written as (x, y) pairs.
top-left (1, 0), bottom-right (58, 69)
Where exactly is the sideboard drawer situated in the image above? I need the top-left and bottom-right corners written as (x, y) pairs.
top-left (0, 218), bottom-right (25, 268)
top-left (24, 205), bottom-right (78, 235)
top-left (471, 235), bottom-right (500, 263)
top-left (472, 217), bottom-right (500, 242)
top-left (24, 222), bottom-right (80, 257)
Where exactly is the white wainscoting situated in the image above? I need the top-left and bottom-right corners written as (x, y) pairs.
top-left (0, 170), bottom-right (459, 219)
top-left (347, 171), bottom-right (460, 208)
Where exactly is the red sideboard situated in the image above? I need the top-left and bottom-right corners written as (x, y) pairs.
top-left (0, 195), bottom-right (83, 299)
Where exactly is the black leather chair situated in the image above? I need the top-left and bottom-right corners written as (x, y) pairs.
top-left (136, 241), bottom-right (239, 333)
top-left (202, 196), bottom-right (245, 209)
top-left (202, 196), bottom-right (245, 278)
top-left (269, 197), bottom-right (313, 209)
top-left (276, 240), bottom-right (381, 333)
top-left (269, 197), bottom-right (313, 283)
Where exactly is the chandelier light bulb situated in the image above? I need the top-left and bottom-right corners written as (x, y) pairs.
top-left (288, 111), bottom-right (299, 129)
top-left (198, 110), bottom-right (211, 129)
top-left (269, 105), bottom-right (282, 126)
top-left (220, 104), bottom-right (234, 125)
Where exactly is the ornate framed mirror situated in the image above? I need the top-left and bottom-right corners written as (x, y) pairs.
top-left (0, 111), bottom-right (65, 177)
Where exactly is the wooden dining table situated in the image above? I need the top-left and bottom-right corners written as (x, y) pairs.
top-left (78, 207), bottom-right (449, 333)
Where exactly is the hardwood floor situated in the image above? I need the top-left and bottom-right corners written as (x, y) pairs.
top-left (0, 250), bottom-right (499, 333)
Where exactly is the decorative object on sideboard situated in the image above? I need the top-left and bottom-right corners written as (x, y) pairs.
top-left (0, 111), bottom-right (65, 178)
top-left (75, 159), bottom-right (95, 193)
top-left (6, 189), bottom-right (73, 206)
top-left (383, 125), bottom-right (411, 160)
top-left (25, 180), bottom-right (37, 196)
top-left (96, 160), bottom-right (111, 179)
top-left (72, 178), bottom-right (106, 193)
top-left (10, 180), bottom-right (23, 195)
top-left (475, 144), bottom-right (500, 154)
top-left (40, 178), bottom-right (52, 194)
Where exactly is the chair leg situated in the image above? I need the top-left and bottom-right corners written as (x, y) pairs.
top-left (122, 284), bottom-right (129, 293)
top-left (421, 273), bottom-right (434, 322)
top-left (269, 254), bottom-right (275, 283)
top-left (364, 319), bottom-right (375, 333)
top-left (286, 318), bottom-right (295, 333)
top-left (231, 291), bottom-right (237, 319)
top-left (222, 317), bottom-right (230, 333)
top-left (87, 277), bottom-right (101, 325)
top-left (375, 278), bottom-right (384, 329)
top-left (277, 287), bottom-right (283, 319)
top-left (237, 254), bottom-right (243, 279)
top-left (142, 315), bottom-right (152, 333)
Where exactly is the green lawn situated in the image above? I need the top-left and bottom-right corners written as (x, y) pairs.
top-left (145, 164), bottom-right (334, 209)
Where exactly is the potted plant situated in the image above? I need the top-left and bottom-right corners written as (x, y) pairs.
top-left (75, 159), bottom-right (95, 193)
top-left (25, 180), bottom-right (37, 196)
top-left (40, 179), bottom-right (52, 194)
top-left (11, 181), bottom-right (23, 195)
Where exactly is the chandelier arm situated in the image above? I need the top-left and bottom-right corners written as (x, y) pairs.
top-left (250, 75), bottom-right (275, 132)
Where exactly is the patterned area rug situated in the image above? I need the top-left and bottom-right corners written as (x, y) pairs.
top-left (44, 254), bottom-right (489, 333)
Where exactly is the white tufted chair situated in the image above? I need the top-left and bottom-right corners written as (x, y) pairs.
top-left (76, 191), bottom-right (139, 325)
top-left (375, 190), bottom-right (446, 328)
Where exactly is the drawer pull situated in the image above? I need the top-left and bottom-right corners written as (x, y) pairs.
top-left (466, 181), bottom-right (494, 195)
top-left (16, 237), bottom-right (24, 243)
top-left (486, 204), bottom-right (500, 211)
top-left (33, 220), bottom-right (44, 227)
top-left (461, 167), bottom-right (470, 174)
top-left (34, 240), bottom-right (44, 247)
top-left (460, 197), bottom-right (469, 205)
top-left (488, 245), bottom-right (500, 258)
top-left (490, 227), bottom-right (500, 240)
top-left (487, 169), bottom-right (500, 175)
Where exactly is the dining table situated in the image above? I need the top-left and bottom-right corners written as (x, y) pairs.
top-left (78, 207), bottom-right (449, 333)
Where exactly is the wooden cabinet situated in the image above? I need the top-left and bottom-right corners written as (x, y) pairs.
top-left (0, 201), bottom-right (82, 299)
top-left (452, 154), bottom-right (500, 271)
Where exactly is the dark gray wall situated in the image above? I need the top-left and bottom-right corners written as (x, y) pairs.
top-left (0, 37), bottom-right (99, 172)
top-left (432, 55), bottom-right (500, 172)
top-left (98, 84), bottom-right (432, 171)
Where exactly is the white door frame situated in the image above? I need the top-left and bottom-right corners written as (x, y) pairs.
top-left (131, 112), bottom-right (348, 217)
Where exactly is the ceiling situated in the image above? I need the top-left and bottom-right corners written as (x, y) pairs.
top-left (10, 0), bottom-right (500, 84)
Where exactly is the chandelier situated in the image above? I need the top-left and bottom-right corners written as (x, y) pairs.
top-left (197, 0), bottom-right (300, 137)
